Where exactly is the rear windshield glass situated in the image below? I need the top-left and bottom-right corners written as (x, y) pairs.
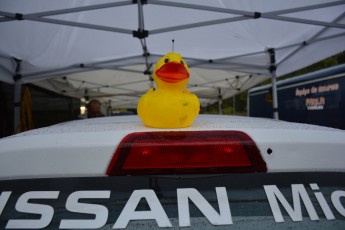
top-left (1, 172), bottom-right (344, 229)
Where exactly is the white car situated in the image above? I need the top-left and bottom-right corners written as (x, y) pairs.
top-left (0, 115), bottom-right (345, 229)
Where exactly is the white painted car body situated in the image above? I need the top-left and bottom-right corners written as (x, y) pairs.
top-left (0, 115), bottom-right (344, 180)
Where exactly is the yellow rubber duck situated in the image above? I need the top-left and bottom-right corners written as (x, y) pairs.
top-left (137, 52), bottom-right (200, 128)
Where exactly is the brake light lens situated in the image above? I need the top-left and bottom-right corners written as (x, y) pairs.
top-left (107, 131), bottom-right (266, 176)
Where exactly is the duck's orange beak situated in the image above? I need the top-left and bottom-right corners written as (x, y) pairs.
top-left (155, 62), bottom-right (189, 83)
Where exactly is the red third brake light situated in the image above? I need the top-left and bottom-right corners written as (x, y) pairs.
top-left (106, 131), bottom-right (267, 176)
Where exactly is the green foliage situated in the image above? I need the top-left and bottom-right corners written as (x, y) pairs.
top-left (204, 51), bottom-right (345, 115)
top-left (281, 51), bottom-right (345, 80)
top-left (205, 91), bottom-right (248, 115)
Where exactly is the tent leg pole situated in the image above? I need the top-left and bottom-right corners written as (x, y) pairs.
top-left (268, 48), bottom-right (279, 120)
top-left (13, 58), bottom-right (22, 132)
top-left (233, 95), bottom-right (236, 114)
top-left (218, 88), bottom-right (223, 115)
top-left (218, 100), bottom-right (223, 115)
top-left (14, 80), bottom-right (21, 131)
top-left (271, 72), bottom-right (279, 120)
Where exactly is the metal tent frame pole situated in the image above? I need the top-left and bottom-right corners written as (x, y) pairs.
top-left (218, 88), bottom-right (223, 115)
top-left (13, 59), bottom-right (22, 131)
top-left (268, 49), bottom-right (279, 120)
top-left (271, 72), bottom-right (279, 120)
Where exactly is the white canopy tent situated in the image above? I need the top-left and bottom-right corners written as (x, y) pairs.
top-left (0, 0), bottom-right (345, 126)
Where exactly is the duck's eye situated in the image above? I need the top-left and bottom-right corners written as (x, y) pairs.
top-left (164, 58), bottom-right (170, 63)
top-left (180, 60), bottom-right (184, 65)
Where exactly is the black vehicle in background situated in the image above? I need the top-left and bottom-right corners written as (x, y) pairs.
top-left (248, 64), bottom-right (345, 130)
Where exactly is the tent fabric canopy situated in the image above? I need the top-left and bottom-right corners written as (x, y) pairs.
top-left (0, 0), bottom-right (344, 108)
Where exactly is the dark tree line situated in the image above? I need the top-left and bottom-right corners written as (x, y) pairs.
top-left (205, 51), bottom-right (345, 115)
